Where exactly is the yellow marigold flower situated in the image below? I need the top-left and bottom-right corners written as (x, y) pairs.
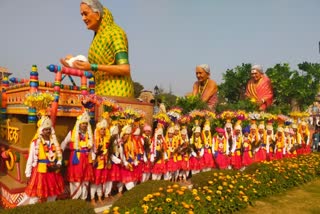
top-left (153, 192), bottom-right (161, 197)
top-left (113, 207), bottom-right (119, 212)
top-left (192, 189), bottom-right (198, 193)
top-left (183, 204), bottom-right (190, 209)
top-left (177, 190), bottom-right (184, 195)
top-left (239, 185), bottom-right (244, 189)
top-left (167, 188), bottom-right (173, 193)
top-left (216, 190), bottom-right (222, 195)
top-left (166, 198), bottom-right (172, 203)
top-left (195, 196), bottom-right (201, 201)
top-left (147, 194), bottom-right (153, 198)
top-left (218, 186), bottom-right (223, 190)
top-left (203, 186), bottom-right (208, 190)
top-left (229, 184), bottom-right (234, 189)
top-left (172, 184), bottom-right (179, 188)
top-left (181, 186), bottom-right (188, 190)
top-left (143, 197), bottom-right (150, 202)
top-left (207, 189), bottom-right (213, 194)
top-left (159, 187), bottom-right (163, 191)
top-left (125, 212), bottom-right (130, 214)
top-left (208, 180), bottom-right (214, 185)
top-left (206, 196), bottom-right (212, 201)
top-left (171, 212), bottom-right (177, 214)
top-left (239, 191), bottom-right (245, 195)
top-left (222, 182), bottom-right (228, 186)
top-left (188, 211), bottom-right (194, 214)
top-left (103, 209), bottom-right (110, 214)
top-left (213, 172), bottom-right (218, 177)
top-left (226, 175), bottom-right (231, 179)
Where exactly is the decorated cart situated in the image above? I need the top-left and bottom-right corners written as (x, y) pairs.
top-left (0, 65), bottom-right (153, 208)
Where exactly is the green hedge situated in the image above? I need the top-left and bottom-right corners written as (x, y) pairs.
top-left (0, 199), bottom-right (95, 214)
top-left (108, 153), bottom-right (320, 213)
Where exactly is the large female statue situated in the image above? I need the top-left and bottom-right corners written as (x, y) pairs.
top-left (245, 64), bottom-right (273, 111)
top-left (61, 0), bottom-right (134, 97)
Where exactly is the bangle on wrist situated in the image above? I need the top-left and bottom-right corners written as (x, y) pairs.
top-left (91, 63), bottom-right (98, 72)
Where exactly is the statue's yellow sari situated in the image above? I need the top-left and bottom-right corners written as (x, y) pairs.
top-left (88, 7), bottom-right (134, 97)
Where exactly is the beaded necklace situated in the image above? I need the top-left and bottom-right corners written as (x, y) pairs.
top-left (198, 79), bottom-right (209, 96)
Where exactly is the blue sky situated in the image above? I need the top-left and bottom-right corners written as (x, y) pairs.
top-left (1, 0), bottom-right (320, 96)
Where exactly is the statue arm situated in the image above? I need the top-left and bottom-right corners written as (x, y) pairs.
top-left (72, 60), bottom-right (131, 76)
top-left (192, 82), bottom-right (198, 96)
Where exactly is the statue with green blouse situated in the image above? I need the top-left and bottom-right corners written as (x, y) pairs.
top-left (60, 0), bottom-right (134, 97)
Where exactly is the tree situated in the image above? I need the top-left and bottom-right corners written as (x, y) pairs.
top-left (133, 81), bottom-right (144, 98)
top-left (266, 63), bottom-right (320, 112)
top-left (218, 63), bottom-right (251, 103)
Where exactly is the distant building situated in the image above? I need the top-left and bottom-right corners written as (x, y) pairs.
top-left (138, 90), bottom-right (154, 103)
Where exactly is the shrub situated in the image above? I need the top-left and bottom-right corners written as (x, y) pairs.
top-left (106, 153), bottom-right (320, 214)
top-left (0, 199), bottom-right (95, 214)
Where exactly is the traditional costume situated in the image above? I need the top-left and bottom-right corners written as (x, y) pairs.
top-left (230, 124), bottom-right (243, 170)
top-left (201, 121), bottom-right (215, 171)
top-left (150, 127), bottom-right (168, 180)
top-left (241, 127), bottom-right (253, 167)
top-left (254, 123), bottom-right (267, 162)
top-left (90, 118), bottom-right (111, 204)
top-left (213, 128), bottom-right (230, 169)
top-left (274, 127), bottom-right (285, 160)
top-left (165, 126), bottom-right (179, 181)
top-left (176, 127), bottom-right (190, 181)
top-left (189, 126), bottom-right (205, 174)
top-left (120, 124), bottom-right (137, 191)
top-left (21, 116), bottom-right (64, 205)
top-left (141, 124), bottom-right (152, 182)
top-left (60, 111), bottom-right (94, 200)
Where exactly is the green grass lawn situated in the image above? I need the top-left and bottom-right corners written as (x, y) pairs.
top-left (237, 178), bottom-right (320, 214)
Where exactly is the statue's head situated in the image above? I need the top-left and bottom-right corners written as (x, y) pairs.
top-left (195, 64), bottom-right (210, 83)
top-left (80, 0), bottom-right (104, 31)
top-left (251, 64), bottom-right (263, 82)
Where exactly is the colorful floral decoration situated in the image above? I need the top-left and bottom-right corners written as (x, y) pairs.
top-left (235, 110), bottom-right (247, 121)
top-left (203, 110), bottom-right (216, 120)
top-left (102, 98), bottom-right (119, 113)
top-left (24, 91), bottom-right (54, 113)
top-left (167, 107), bottom-right (183, 123)
top-left (178, 114), bottom-right (191, 126)
top-left (188, 109), bottom-right (206, 126)
top-left (220, 110), bottom-right (236, 122)
top-left (153, 112), bottom-right (171, 128)
top-left (289, 111), bottom-right (310, 123)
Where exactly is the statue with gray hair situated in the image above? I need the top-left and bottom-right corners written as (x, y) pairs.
top-left (245, 64), bottom-right (274, 111)
top-left (191, 64), bottom-right (218, 110)
top-left (60, 0), bottom-right (134, 97)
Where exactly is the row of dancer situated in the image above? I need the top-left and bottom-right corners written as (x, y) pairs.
top-left (20, 111), bottom-right (312, 206)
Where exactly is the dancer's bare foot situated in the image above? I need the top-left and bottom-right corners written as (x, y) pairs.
top-left (98, 196), bottom-right (103, 204)
top-left (91, 199), bottom-right (96, 206)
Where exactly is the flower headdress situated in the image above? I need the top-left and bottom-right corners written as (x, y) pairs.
top-left (73, 110), bottom-right (93, 150)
